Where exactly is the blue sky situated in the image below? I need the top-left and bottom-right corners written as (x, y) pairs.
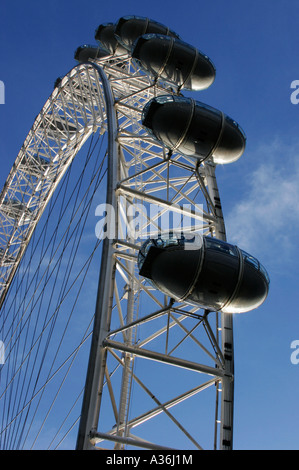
top-left (1, 0), bottom-right (299, 450)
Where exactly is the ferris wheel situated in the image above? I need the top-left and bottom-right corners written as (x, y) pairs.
top-left (0, 16), bottom-right (269, 450)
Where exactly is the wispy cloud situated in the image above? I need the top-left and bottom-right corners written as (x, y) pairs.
top-left (225, 138), bottom-right (299, 269)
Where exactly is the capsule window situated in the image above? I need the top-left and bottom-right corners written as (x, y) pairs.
top-left (205, 237), bottom-right (238, 257)
top-left (139, 239), bottom-right (153, 258)
top-left (260, 264), bottom-right (270, 285)
top-left (240, 249), bottom-right (259, 269)
top-left (226, 115), bottom-right (246, 141)
top-left (241, 249), bottom-right (270, 284)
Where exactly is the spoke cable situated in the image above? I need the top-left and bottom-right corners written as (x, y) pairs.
top-left (0, 130), bottom-right (108, 449)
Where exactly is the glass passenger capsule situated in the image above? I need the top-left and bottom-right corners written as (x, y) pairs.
top-left (74, 44), bottom-right (110, 62)
top-left (132, 34), bottom-right (215, 91)
top-left (95, 23), bottom-right (127, 56)
top-left (114, 15), bottom-right (180, 51)
top-left (142, 95), bottom-right (246, 164)
top-left (138, 234), bottom-right (269, 314)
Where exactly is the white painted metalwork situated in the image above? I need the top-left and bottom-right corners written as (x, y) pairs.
top-left (0, 46), bottom-right (234, 450)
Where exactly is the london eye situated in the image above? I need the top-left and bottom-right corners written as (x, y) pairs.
top-left (0, 15), bottom-right (269, 450)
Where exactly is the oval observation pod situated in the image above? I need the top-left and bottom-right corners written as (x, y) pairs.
top-left (142, 95), bottom-right (246, 164)
top-left (115, 16), bottom-right (180, 51)
top-left (132, 34), bottom-right (215, 91)
top-left (74, 44), bottom-right (110, 62)
top-left (138, 234), bottom-right (269, 314)
top-left (95, 23), bottom-right (127, 56)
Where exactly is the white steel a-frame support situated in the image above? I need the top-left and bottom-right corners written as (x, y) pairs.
top-left (75, 57), bottom-right (234, 450)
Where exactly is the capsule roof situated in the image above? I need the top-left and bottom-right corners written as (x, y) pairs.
top-left (95, 22), bottom-right (127, 56)
top-left (142, 95), bottom-right (246, 164)
top-left (132, 34), bottom-right (215, 91)
top-left (115, 15), bottom-right (180, 51)
top-left (138, 234), bottom-right (269, 314)
top-left (74, 44), bottom-right (110, 62)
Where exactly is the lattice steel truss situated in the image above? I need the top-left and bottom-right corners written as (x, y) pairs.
top-left (0, 50), bottom-right (234, 450)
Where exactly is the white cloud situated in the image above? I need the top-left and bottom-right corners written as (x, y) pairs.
top-left (225, 138), bottom-right (299, 267)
